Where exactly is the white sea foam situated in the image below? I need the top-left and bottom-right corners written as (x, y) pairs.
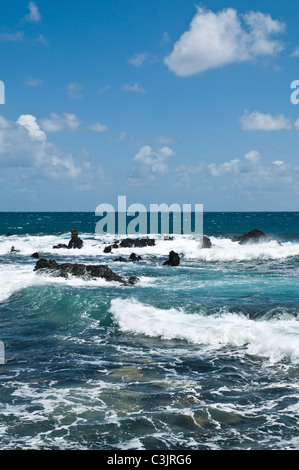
top-left (0, 262), bottom-right (145, 303)
top-left (110, 298), bottom-right (299, 364)
top-left (1, 233), bottom-right (299, 262)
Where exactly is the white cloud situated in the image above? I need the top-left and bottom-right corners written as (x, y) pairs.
top-left (25, 2), bottom-right (41, 23)
top-left (39, 113), bottom-right (80, 133)
top-left (175, 150), bottom-right (297, 193)
top-left (208, 158), bottom-right (241, 176)
top-left (121, 82), bottom-right (146, 93)
top-left (88, 122), bottom-right (108, 132)
top-left (128, 53), bottom-right (148, 67)
top-left (67, 82), bottom-right (83, 99)
top-left (17, 115), bottom-right (46, 141)
top-left (0, 115), bottom-right (83, 179)
top-left (133, 145), bottom-right (174, 178)
top-left (244, 150), bottom-right (261, 163)
top-left (164, 7), bottom-right (285, 76)
top-left (240, 111), bottom-right (291, 131)
top-left (291, 47), bottom-right (299, 57)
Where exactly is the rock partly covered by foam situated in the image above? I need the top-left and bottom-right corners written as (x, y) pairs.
top-left (119, 238), bottom-right (155, 248)
top-left (114, 253), bottom-right (142, 262)
top-left (232, 228), bottom-right (268, 245)
top-left (163, 251), bottom-right (180, 266)
top-left (53, 226), bottom-right (83, 249)
top-left (34, 259), bottom-right (138, 285)
top-left (199, 236), bottom-right (212, 249)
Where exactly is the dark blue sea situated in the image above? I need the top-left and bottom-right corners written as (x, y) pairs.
top-left (0, 212), bottom-right (299, 450)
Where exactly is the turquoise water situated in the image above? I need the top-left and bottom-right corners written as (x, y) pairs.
top-left (0, 212), bottom-right (299, 450)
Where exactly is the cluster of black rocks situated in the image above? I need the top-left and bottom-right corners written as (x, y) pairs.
top-left (17, 226), bottom-right (271, 284)
top-left (34, 258), bottom-right (138, 285)
top-left (103, 237), bottom-right (155, 253)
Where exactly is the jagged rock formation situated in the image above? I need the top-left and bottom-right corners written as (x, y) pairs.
top-left (34, 259), bottom-right (138, 285)
top-left (163, 251), bottom-right (180, 266)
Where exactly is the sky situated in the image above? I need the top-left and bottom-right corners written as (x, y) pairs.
top-left (1, 0), bottom-right (299, 211)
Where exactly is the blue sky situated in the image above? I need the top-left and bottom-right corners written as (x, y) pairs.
top-left (1, 0), bottom-right (299, 211)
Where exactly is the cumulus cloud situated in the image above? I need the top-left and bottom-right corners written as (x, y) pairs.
top-left (0, 114), bottom-right (86, 180)
top-left (25, 2), bottom-right (41, 23)
top-left (39, 113), bottom-right (80, 133)
top-left (175, 150), bottom-right (297, 193)
top-left (240, 111), bottom-right (292, 131)
top-left (127, 145), bottom-right (175, 185)
top-left (17, 114), bottom-right (46, 141)
top-left (164, 7), bottom-right (285, 76)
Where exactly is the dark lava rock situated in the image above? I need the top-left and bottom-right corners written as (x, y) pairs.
top-left (31, 252), bottom-right (40, 259)
top-left (199, 236), bottom-right (212, 249)
top-left (113, 256), bottom-right (128, 262)
top-left (129, 253), bottom-right (142, 261)
top-left (128, 276), bottom-right (139, 285)
top-left (6, 232), bottom-right (12, 237)
top-left (103, 245), bottom-right (112, 253)
top-left (119, 238), bottom-right (155, 248)
top-left (68, 226), bottom-right (83, 249)
top-left (34, 259), bottom-right (135, 285)
top-left (232, 229), bottom-right (268, 245)
top-left (53, 226), bottom-right (83, 249)
top-left (163, 251), bottom-right (180, 266)
top-left (114, 253), bottom-right (143, 262)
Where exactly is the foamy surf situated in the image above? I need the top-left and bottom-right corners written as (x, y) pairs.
top-left (2, 233), bottom-right (299, 263)
top-left (110, 298), bottom-right (299, 364)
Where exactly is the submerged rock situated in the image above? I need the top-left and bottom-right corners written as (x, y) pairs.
top-left (232, 228), bottom-right (268, 245)
top-left (34, 259), bottom-right (136, 285)
top-left (163, 251), bottom-right (180, 266)
top-left (199, 236), bottom-right (212, 249)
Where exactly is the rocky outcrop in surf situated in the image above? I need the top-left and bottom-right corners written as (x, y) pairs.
top-left (34, 259), bottom-right (138, 285)
top-left (53, 226), bottom-right (83, 249)
top-left (232, 228), bottom-right (268, 245)
top-left (119, 237), bottom-right (155, 248)
top-left (114, 253), bottom-right (142, 262)
top-left (163, 251), bottom-right (180, 266)
top-left (199, 236), bottom-right (212, 248)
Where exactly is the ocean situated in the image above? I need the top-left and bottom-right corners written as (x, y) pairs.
top-left (0, 211), bottom-right (299, 450)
